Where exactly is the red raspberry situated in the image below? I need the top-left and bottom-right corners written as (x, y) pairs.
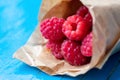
top-left (84, 12), bottom-right (92, 27)
top-left (46, 40), bottom-right (64, 60)
top-left (62, 15), bottom-right (91, 41)
top-left (40, 17), bottom-right (65, 41)
top-left (61, 40), bottom-right (91, 66)
top-left (81, 32), bottom-right (92, 57)
top-left (76, 6), bottom-right (92, 27)
top-left (76, 6), bottom-right (88, 18)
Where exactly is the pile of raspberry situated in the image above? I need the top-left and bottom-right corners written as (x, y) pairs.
top-left (40, 6), bottom-right (93, 66)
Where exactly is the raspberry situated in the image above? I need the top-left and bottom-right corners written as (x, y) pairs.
top-left (62, 15), bottom-right (91, 41)
top-left (84, 12), bottom-right (92, 27)
top-left (76, 6), bottom-right (92, 27)
top-left (61, 40), bottom-right (91, 66)
top-left (46, 40), bottom-right (64, 60)
top-left (40, 17), bottom-right (65, 41)
top-left (76, 6), bottom-right (88, 18)
top-left (81, 32), bottom-right (92, 57)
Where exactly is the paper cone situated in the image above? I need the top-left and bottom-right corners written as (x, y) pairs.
top-left (13, 0), bottom-right (120, 77)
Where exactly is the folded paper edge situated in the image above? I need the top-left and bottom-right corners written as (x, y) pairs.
top-left (13, 46), bottom-right (36, 66)
top-left (96, 38), bottom-right (120, 68)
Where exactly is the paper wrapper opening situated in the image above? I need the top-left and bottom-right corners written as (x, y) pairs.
top-left (13, 0), bottom-right (120, 77)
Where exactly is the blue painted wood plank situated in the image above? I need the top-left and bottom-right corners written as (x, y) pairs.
top-left (81, 51), bottom-right (120, 80)
top-left (0, 0), bottom-right (63, 80)
top-left (0, 61), bottom-right (62, 80)
top-left (108, 59), bottom-right (120, 80)
top-left (61, 75), bottom-right (84, 80)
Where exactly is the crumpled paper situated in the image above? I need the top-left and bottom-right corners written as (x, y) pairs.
top-left (13, 0), bottom-right (120, 77)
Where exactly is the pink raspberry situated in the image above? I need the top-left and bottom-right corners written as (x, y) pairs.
top-left (62, 15), bottom-right (91, 41)
top-left (76, 6), bottom-right (92, 27)
top-left (61, 40), bottom-right (91, 66)
top-left (46, 40), bottom-right (64, 60)
top-left (84, 12), bottom-right (92, 27)
top-left (81, 32), bottom-right (92, 57)
top-left (76, 6), bottom-right (88, 18)
top-left (40, 17), bottom-right (65, 41)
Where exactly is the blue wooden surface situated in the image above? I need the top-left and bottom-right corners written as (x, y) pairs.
top-left (0, 0), bottom-right (120, 80)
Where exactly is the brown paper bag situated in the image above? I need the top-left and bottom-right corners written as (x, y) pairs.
top-left (13, 0), bottom-right (120, 76)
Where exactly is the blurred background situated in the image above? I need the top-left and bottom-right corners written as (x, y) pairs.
top-left (0, 0), bottom-right (120, 80)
